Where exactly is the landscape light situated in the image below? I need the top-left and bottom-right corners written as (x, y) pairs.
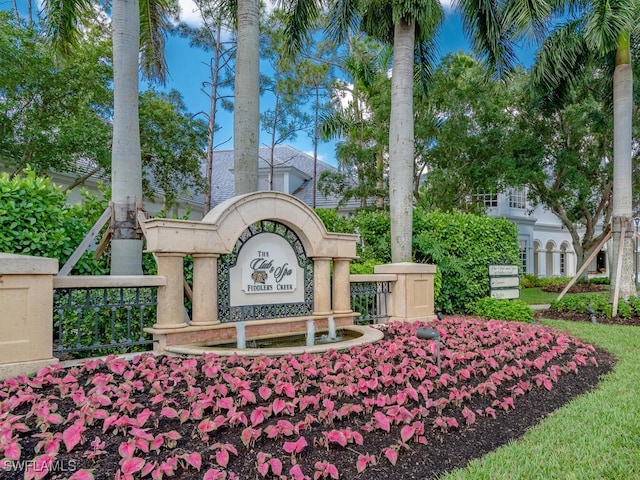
top-left (417, 327), bottom-right (441, 373)
top-left (436, 309), bottom-right (444, 321)
top-left (586, 306), bottom-right (597, 324)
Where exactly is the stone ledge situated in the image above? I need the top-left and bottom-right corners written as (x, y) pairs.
top-left (0, 358), bottom-right (59, 381)
top-left (164, 324), bottom-right (384, 357)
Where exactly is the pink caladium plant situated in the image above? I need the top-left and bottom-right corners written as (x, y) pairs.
top-left (0, 317), bottom-right (603, 479)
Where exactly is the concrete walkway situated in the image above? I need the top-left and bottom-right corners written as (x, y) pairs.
top-left (530, 304), bottom-right (551, 310)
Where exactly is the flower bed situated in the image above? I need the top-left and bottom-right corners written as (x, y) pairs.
top-left (0, 318), bottom-right (612, 480)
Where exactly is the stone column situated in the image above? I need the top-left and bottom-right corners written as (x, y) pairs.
top-left (155, 253), bottom-right (187, 329)
top-left (0, 254), bottom-right (59, 380)
top-left (313, 257), bottom-right (332, 316)
top-left (332, 258), bottom-right (352, 314)
top-left (191, 254), bottom-right (220, 326)
top-left (374, 263), bottom-right (437, 322)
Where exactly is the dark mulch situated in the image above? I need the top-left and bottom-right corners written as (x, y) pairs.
top-left (541, 283), bottom-right (605, 293)
top-left (535, 308), bottom-right (640, 327)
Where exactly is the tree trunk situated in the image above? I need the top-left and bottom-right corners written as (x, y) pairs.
top-left (204, 22), bottom-right (224, 215)
top-left (610, 40), bottom-right (635, 301)
top-left (389, 19), bottom-right (415, 263)
top-left (233, 0), bottom-right (259, 195)
top-left (110, 0), bottom-right (143, 275)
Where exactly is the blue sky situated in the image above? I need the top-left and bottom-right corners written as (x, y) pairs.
top-left (9, 0), bottom-right (537, 167)
top-left (163, 2), bottom-right (538, 166)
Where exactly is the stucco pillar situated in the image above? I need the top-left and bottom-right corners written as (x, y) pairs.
top-left (155, 253), bottom-right (187, 329)
top-left (313, 257), bottom-right (332, 316)
top-left (374, 263), bottom-right (436, 322)
top-left (0, 254), bottom-right (59, 380)
top-left (191, 254), bottom-right (220, 326)
top-left (332, 258), bottom-right (352, 314)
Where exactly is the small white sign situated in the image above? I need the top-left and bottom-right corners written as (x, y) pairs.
top-left (241, 235), bottom-right (297, 294)
top-left (230, 232), bottom-right (304, 307)
top-left (490, 288), bottom-right (520, 299)
top-left (488, 265), bottom-right (519, 276)
top-left (490, 276), bottom-right (520, 288)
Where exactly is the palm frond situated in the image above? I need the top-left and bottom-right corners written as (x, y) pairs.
top-left (584, 0), bottom-right (635, 54)
top-left (139, 0), bottom-right (174, 84)
top-left (457, 0), bottom-right (515, 76)
top-left (281, 0), bottom-right (322, 56)
top-left (502, 0), bottom-right (551, 44)
top-left (530, 19), bottom-right (590, 109)
top-left (327, 0), bottom-right (361, 43)
top-left (414, 36), bottom-right (439, 93)
top-left (42, 0), bottom-right (94, 56)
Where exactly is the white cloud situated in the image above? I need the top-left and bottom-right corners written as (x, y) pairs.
top-left (439, 0), bottom-right (456, 11)
top-left (178, 0), bottom-right (203, 27)
top-left (177, 0), bottom-right (278, 28)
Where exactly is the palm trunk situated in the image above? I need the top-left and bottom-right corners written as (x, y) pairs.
top-left (610, 36), bottom-right (635, 300)
top-left (204, 22), bottom-right (224, 215)
top-left (234, 0), bottom-right (260, 195)
top-left (389, 19), bottom-right (415, 263)
top-left (110, 0), bottom-right (143, 275)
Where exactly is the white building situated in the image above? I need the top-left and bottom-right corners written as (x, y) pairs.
top-left (479, 190), bottom-right (609, 278)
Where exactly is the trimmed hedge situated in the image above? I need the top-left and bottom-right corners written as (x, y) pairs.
top-left (413, 211), bottom-right (520, 313)
top-left (471, 297), bottom-right (533, 323)
top-left (0, 168), bottom-right (108, 274)
top-left (315, 208), bottom-right (520, 314)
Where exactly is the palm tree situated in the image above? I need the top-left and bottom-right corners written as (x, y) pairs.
top-left (284, 0), bottom-right (514, 262)
top-left (519, 0), bottom-right (638, 299)
top-left (42, 0), bottom-right (172, 274)
top-left (234, 0), bottom-right (261, 195)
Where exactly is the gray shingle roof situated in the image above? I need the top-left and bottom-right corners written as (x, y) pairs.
top-left (210, 145), bottom-right (359, 211)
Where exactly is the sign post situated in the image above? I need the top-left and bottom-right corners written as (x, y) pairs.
top-left (488, 265), bottom-right (520, 299)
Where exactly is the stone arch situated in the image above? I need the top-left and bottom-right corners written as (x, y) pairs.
top-left (559, 241), bottom-right (570, 275)
top-left (533, 240), bottom-right (542, 276)
top-left (202, 192), bottom-right (348, 258)
top-left (545, 240), bottom-right (556, 277)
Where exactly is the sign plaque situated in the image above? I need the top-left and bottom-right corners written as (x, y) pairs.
top-left (488, 264), bottom-right (520, 300)
top-left (230, 232), bottom-right (304, 307)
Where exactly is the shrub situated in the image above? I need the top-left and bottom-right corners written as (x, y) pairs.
top-left (520, 273), bottom-right (538, 288)
top-left (551, 293), bottom-right (612, 317)
top-left (589, 276), bottom-right (610, 285)
top-left (471, 297), bottom-right (533, 323)
top-left (0, 167), bottom-right (108, 274)
top-left (413, 210), bottom-right (520, 314)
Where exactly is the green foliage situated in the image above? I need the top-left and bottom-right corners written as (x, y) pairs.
top-left (349, 260), bottom-right (378, 275)
top-left (552, 293), bottom-right (640, 319)
top-left (589, 276), bottom-right (610, 285)
top-left (551, 293), bottom-right (612, 317)
top-left (520, 275), bottom-right (574, 288)
top-left (139, 90), bottom-right (207, 208)
top-left (315, 207), bottom-right (516, 313)
top-left (471, 297), bottom-right (533, 323)
top-left (0, 12), bottom-right (112, 173)
top-left (413, 210), bottom-right (520, 314)
top-left (352, 209), bottom-right (392, 264)
top-left (520, 274), bottom-right (537, 288)
top-left (0, 168), bottom-right (108, 274)
top-left (314, 208), bottom-right (354, 234)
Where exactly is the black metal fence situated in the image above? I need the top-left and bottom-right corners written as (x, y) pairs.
top-left (52, 276), bottom-right (164, 359)
top-left (52, 276), bottom-right (392, 358)
top-left (350, 280), bottom-right (391, 324)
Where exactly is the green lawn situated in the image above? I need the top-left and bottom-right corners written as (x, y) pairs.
top-left (519, 287), bottom-right (610, 305)
top-left (442, 320), bottom-right (640, 480)
top-left (518, 287), bottom-right (560, 305)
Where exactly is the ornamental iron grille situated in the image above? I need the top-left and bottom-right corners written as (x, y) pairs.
top-left (217, 220), bottom-right (314, 322)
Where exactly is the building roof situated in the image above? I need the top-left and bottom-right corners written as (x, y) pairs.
top-left (210, 145), bottom-right (358, 211)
